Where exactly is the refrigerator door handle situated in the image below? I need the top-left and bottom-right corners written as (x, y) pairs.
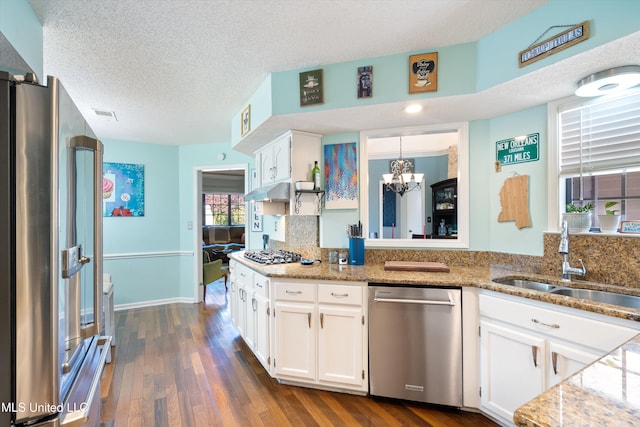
top-left (69, 135), bottom-right (104, 337)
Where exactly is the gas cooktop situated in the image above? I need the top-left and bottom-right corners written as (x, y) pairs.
top-left (243, 249), bottom-right (302, 265)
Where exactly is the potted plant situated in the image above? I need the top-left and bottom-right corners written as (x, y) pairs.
top-left (598, 201), bottom-right (622, 233)
top-left (562, 203), bottom-right (594, 233)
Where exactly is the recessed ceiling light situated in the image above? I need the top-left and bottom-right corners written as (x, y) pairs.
top-left (403, 104), bottom-right (423, 114)
top-left (575, 65), bottom-right (640, 97)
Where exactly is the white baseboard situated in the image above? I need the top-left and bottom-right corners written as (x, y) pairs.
top-left (114, 297), bottom-right (195, 311)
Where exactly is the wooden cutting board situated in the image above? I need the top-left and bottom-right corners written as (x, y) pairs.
top-left (384, 261), bottom-right (450, 272)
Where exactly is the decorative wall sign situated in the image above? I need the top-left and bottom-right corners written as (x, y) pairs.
top-left (519, 21), bottom-right (590, 67)
top-left (299, 69), bottom-right (324, 106)
top-left (621, 221), bottom-right (640, 234)
top-left (251, 201), bottom-right (262, 232)
top-left (103, 162), bottom-right (145, 217)
top-left (357, 66), bottom-right (373, 98)
top-left (409, 52), bottom-right (438, 93)
top-left (496, 133), bottom-right (540, 166)
top-left (497, 174), bottom-right (531, 229)
top-left (241, 104), bottom-right (251, 136)
top-left (324, 142), bottom-right (358, 209)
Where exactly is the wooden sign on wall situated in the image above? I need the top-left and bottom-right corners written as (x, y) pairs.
top-left (519, 21), bottom-right (590, 67)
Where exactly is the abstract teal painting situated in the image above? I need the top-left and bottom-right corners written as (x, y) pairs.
top-left (324, 142), bottom-right (358, 209)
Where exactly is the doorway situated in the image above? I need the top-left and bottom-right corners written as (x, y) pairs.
top-left (193, 164), bottom-right (248, 303)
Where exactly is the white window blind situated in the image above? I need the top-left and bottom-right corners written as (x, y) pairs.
top-left (559, 91), bottom-right (640, 176)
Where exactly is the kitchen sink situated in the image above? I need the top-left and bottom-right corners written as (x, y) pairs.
top-left (492, 277), bottom-right (640, 310)
top-left (492, 278), bottom-right (559, 292)
top-left (549, 288), bottom-right (640, 310)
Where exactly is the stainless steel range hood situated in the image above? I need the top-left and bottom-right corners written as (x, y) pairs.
top-left (244, 182), bottom-right (290, 202)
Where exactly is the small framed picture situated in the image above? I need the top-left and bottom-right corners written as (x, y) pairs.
top-left (621, 221), bottom-right (640, 234)
top-left (299, 69), bottom-right (324, 106)
top-left (409, 52), bottom-right (438, 93)
top-left (357, 66), bottom-right (373, 98)
top-left (241, 104), bottom-right (251, 136)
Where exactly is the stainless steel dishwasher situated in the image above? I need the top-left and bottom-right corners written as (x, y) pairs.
top-left (368, 285), bottom-right (462, 407)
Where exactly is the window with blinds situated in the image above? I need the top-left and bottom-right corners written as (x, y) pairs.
top-left (559, 90), bottom-right (640, 225)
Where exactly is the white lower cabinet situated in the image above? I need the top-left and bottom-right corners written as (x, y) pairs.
top-left (274, 300), bottom-right (316, 380)
top-left (273, 279), bottom-right (368, 393)
top-left (480, 320), bottom-right (546, 422)
top-left (252, 274), bottom-right (271, 372)
top-left (479, 291), bottom-right (640, 426)
top-left (229, 261), bottom-right (271, 373)
top-left (317, 304), bottom-right (363, 386)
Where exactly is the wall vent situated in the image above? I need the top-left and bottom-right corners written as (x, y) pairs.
top-left (92, 109), bottom-right (118, 122)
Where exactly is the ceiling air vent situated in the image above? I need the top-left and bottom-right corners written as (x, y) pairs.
top-left (92, 109), bottom-right (118, 122)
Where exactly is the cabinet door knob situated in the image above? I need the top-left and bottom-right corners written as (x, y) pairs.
top-left (551, 351), bottom-right (559, 375)
top-left (308, 312), bottom-right (311, 328)
top-left (320, 313), bottom-right (324, 329)
top-left (531, 346), bottom-right (539, 368)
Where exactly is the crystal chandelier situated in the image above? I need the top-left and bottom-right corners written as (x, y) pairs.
top-left (382, 138), bottom-right (424, 196)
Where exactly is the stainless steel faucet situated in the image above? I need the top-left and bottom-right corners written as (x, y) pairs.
top-left (558, 220), bottom-right (586, 281)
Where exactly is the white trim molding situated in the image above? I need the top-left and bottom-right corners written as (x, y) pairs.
top-left (114, 297), bottom-right (194, 312)
top-left (104, 250), bottom-right (193, 260)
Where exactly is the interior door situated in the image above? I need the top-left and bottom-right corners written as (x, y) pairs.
top-left (400, 182), bottom-right (425, 238)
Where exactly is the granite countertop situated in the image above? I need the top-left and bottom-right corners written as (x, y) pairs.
top-left (229, 251), bottom-right (640, 322)
top-left (229, 251), bottom-right (640, 426)
top-left (514, 335), bottom-right (640, 427)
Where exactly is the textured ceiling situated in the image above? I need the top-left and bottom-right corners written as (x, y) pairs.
top-left (25, 0), bottom-right (553, 147)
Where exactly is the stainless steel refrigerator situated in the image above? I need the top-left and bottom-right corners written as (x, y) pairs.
top-left (0, 71), bottom-right (110, 426)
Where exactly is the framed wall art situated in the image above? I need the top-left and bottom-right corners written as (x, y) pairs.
top-left (324, 142), bottom-right (358, 209)
top-left (103, 162), bottom-right (145, 217)
top-left (299, 69), bottom-right (324, 106)
top-left (241, 104), bottom-right (251, 136)
top-left (409, 52), bottom-right (438, 93)
top-left (357, 66), bottom-right (373, 98)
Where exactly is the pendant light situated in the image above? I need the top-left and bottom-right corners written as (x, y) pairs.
top-left (382, 137), bottom-right (424, 196)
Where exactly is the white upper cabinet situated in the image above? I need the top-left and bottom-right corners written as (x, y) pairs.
top-left (255, 130), bottom-right (322, 215)
top-left (259, 132), bottom-right (291, 186)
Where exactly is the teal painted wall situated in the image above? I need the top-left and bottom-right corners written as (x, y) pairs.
top-left (102, 139), bottom-right (181, 306)
top-left (0, 0), bottom-right (43, 77)
top-left (467, 120), bottom-right (492, 251)
top-left (319, 133), bottom-right (360, 249)
top-left (270, 42), bottom-right (477, 117)
top-left (488, 105), bottom-right (548, 255)
top-left (477, 0), bottom-right (640, 91)
top-left (231, 75), bottom-right (272, 148)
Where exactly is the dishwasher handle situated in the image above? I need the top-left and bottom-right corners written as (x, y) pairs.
top-left (373, 296), bottom-right (455, 306)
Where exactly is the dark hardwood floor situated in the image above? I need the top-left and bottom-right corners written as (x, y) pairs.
top-left (100, 279), bottom-right (497, 426)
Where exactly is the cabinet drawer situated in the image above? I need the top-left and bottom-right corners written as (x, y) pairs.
top-left (254, 274), bottom-right (269, 298)
top-left (318, 284), bottom-right (362, 306)
top-left (235, 262), bottom-right (253, 283)
top-left (275, 281), bottom-right (315, 302)
top-left (480, 293), bottom-right (638, 352)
